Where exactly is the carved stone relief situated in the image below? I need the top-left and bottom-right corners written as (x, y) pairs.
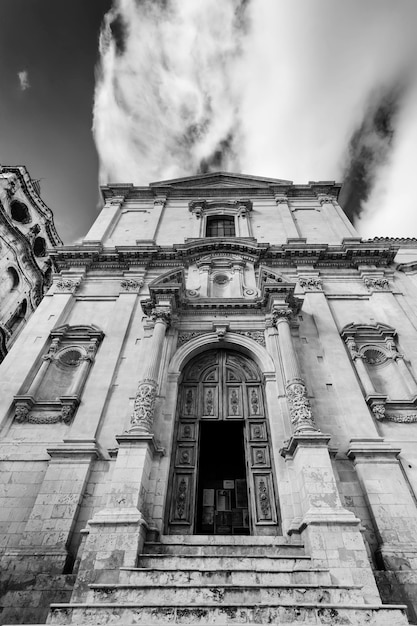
top-left (364, 277), bottom-right (390, 291)
top-left (120, 278), bottom-right (144, 292)
top-left (55, 279), bottom-right (81, 293)
top-left (130, 379), bottom-right (158, 432)
top-left (298, 277), bottom-right (323, 291)
top-left (285, 378), bottom-right (317, 433)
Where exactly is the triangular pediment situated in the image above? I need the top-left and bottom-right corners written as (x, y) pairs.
top-left (150, 171), bottom-right (292, 189)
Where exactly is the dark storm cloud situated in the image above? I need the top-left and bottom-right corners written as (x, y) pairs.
top-left (340, 82), bottom-right (407, 223)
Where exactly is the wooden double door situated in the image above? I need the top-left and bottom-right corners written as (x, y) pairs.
top-left (167, 349), bottom-right (279, 535)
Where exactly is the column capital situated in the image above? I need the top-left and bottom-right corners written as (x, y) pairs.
top-left (271, 307), bottom-right (293, 326)
top-left (141, 299), bottom-right (172, 327)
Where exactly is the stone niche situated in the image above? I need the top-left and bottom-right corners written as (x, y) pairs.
top-left (12, 324), bottom-right (104, 425)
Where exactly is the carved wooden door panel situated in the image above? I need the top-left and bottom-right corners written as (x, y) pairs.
top-left (167, 349), bottom-right (279, 534)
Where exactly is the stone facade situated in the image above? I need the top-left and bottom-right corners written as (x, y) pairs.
top-left (1, 172), bottom-right (417, 624)
top-left (0, 165), bottom-right (62, 361)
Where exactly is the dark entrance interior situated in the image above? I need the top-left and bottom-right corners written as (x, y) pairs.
top-left (196, 421), bottom-right (249, 535)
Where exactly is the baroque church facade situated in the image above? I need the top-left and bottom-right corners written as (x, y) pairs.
top-left (0, 166), bottom-right (62, 362)
top-left (1, 171), bottom-right (417, 624)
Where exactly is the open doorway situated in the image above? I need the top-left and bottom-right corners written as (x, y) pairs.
top-left (196, 421), bottom-right (250, 535)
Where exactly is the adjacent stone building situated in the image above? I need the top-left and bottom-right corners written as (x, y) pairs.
top-left (0, 165), bottom-right (62, 361)
top-left (1, 171), bottom-right (417, 624)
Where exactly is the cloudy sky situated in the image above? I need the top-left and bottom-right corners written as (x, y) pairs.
top-left (2, 0), bottom-right (417, 244)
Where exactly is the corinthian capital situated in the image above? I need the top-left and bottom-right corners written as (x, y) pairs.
top-left (271, 307), bottom-right (293, 326)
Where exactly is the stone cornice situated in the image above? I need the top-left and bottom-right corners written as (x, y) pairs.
top-left (51, 239), bottom-right (399, 271)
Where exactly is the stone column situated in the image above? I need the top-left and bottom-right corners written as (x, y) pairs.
top-left (130, 307), bottom-right (171, 434)
top-left (272, 307), bottom-right (318, 434)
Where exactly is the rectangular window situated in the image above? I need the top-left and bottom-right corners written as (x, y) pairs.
top-left (206, 216), bottom-right (236, 237)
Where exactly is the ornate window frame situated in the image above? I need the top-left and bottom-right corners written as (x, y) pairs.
top-left (13, 324), bottom-right (104, 425)
top-left (341, 322), bottom-right (417, 421)
top-left (189, 199), bottom-right (253, 238)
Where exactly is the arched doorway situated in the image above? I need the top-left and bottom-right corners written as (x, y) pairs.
top-left (166, 349), bottom-right (280, 535)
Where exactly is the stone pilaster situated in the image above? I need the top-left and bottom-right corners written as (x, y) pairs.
top-left (276, 308), bottom-right (380, 603)
top-left (17, 442), bottom-right (100, 570)
top-left (72, 306), bottom-right (170, 601)
top-left (348, 438), bottom-right (417, 617)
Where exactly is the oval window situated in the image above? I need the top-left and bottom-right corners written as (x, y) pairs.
top-left (10, 200), bottom-right (31, 224)
top-left (33, 236), bottom-right (46, 257)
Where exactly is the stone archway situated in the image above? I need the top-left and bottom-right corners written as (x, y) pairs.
top-left (166, 348), bottom-right (280, 535)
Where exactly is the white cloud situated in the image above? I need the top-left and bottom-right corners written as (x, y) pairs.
top-left (93, 0), bottom-right (417, 237)
top-left (18, 70), bottom-right (30, 91)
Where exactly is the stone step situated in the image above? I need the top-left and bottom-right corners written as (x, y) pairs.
top-left (154, 534), bottom-right (303, 546)
top-left (143, 540), bottom-right (305, 556)
top-left (138, 553), bottom-right (311, 570)
top-left (47, 602), bottom-right (409, 625)
top-left (87, 582), bottom-right (364, 605)
top-left (119, 565), bottom-right (333, 586)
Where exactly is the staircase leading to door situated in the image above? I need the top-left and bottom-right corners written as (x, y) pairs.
top-left (48, 535), bottom-right (409, 625)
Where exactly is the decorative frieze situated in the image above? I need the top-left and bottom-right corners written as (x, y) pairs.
top-left (55, 278), bottom-right (81, 293)
top-left (177, 331), bottom-right (208, 347)
top-left (234, 331), bottom-right (266, 348)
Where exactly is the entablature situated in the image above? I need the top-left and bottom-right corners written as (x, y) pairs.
top-left (50, 239), bottom-right (399, 272)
